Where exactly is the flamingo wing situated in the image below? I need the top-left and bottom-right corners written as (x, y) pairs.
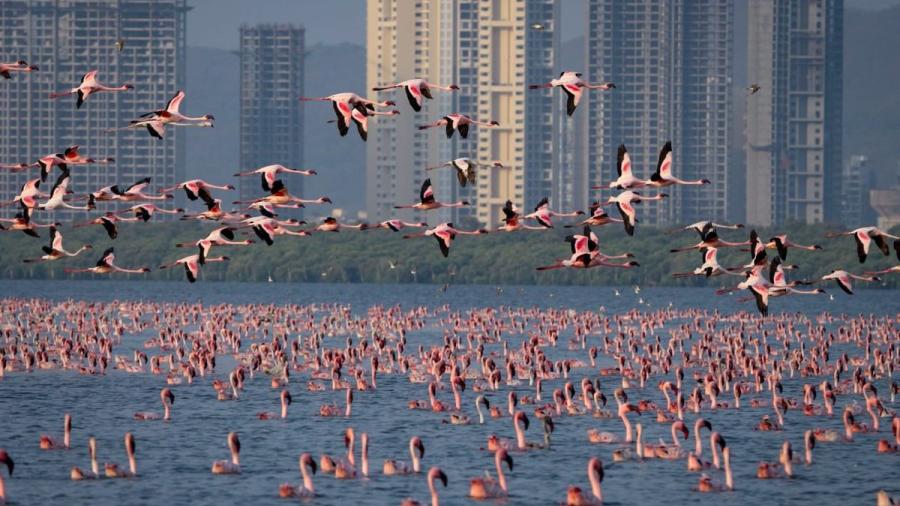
top-left (420, 178), bottom-right (435, 205)
top-left (404, 84), bottom-right (424, 112)
top-left (616, 145), bottom-right (631, 177)
top-left (561, 84), bottom-right (583, 116)
top-left (617, 201), bottom-right (636, 236)
top-left (651, 141), bottom-right (673, 181)
top-left (166, 90), bottom-right (186, 113)
top-left (332, 101), bottom-right (351, 136)
top-left (854, 231), bottom-right (870, 263)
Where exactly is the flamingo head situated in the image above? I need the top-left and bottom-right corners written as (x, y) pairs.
top-left (674, 421), bottom-right (689, 440)
top-left (320, 197), bottom-right (332, 203)
top-left (0, 449), bottom-right (14, 475)
top-left (307, 170), bottom-right (318, 175)
top-left (124, 84), bottom-right (135, 90)
top-left (383, 100), bottom-right (397, 107)
top-left (430, 467), bottom-right (448, 487)
top-left (489, 120), bottom-right (500, 126)
top-left (161, 388), bottom-right (175, 405)
top-left (281, 389), bottom-right (292, 405)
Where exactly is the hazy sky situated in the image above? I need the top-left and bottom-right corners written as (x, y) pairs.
top-left (187, 0), bottom-right (586, 48)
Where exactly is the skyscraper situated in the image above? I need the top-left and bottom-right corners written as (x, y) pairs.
top-left (474, 0), bottom-right (559, 225)
top-left (584, 0), bottom-right (733, 226)
top-left (841, 155), bottom-right (876, 228)
top-left (239, 24), bottom-right (305, 211)
top-left (0, 0), bottom-right (188, 220)
top-left (746, 0), bottom-right (843, 226)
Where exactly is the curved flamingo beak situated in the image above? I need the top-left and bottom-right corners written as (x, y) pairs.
top-left (0, 449), bottom-right (14, 475)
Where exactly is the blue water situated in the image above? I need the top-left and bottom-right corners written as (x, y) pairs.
top-left (0, 281), bottom-right (898, 505)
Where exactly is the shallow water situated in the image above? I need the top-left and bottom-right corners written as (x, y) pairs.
top-left (0, 281), bottom-right (898, 505)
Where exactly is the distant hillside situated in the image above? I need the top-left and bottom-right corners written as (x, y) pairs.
top-left (184, 42), bottom-right (367, 213)
top-left (845, 6), bottom-right (900, 184)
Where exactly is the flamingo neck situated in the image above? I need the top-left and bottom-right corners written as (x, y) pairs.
top-left (589, 469), bottom-right (602, 501)
top-left (496, 458), bottom-right (508, 492)
top-left (302, 464), bottom-right (314, 492)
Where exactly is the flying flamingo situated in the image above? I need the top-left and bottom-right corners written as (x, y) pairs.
top-left (670, 226), bottom-right (752, 253)
top-left (394, 179), bottom-right (469, 211)
top-left (64, 247), bottom-right (150, 275)
top-left (672, 248), bottom-right (742, 278)
top-left (403, 222), bottom-right (487, 257)
top-left (417, 113), bottom-right (499, 139)
top-left (234, 180), bottom-right (331, 208)
top-left (469, 448), bottom-right (513, 499)
top-left (0, 59), bottom-right (38, 79)
top-left (335, 104), bottom-right (400, 141)
top-left (564, 458), bottom-right (604, 506)
top-left (497, 200), bottom-right (548, 232)
top-left (211, 432), bottom-right (241, 474)
top-left (73, 212), bottom-right (128, 239)
top-left (602, 190), bottom-right (668, 236)
top-left (279, 453), bottom-right (317, 498)
top-left (374, 219), bottom-right (428, 232)
top-left (566, 201), bottom-right (623, 228)
top-left (128, 90), bottom-right (215, 139)
top-left (825, 227), bottom-right (900, 263)
top-left (300, 92), bottom-right (395, 137)
top-left (674, 220), bottom-right (744, 235)
top-left (108, 178), bottom-right (172, 202)
top-left (180, 199), bottom-right (248, 222)
top-left (40, 414), bottom-right (72, 450)
top-left (33, 145), bottom-right (114, 182)
top-left (528, 71), bottom-right (615, 116)
top-left (383, 436), bottom-right (425, 475)
top-left (820, 270), bottom-right (880, 295)
top-left (104, 432), bottom-right (136, 478)
top-left (373, 78), bottom-right (459, 111)
top-left (866, 265), bottom-right (900, 276)
top-left (159, 254), bottom-right (229, 282)
top-left (765, 234), bottom-right (823, 260)
top-left (49, 70), bottom-right (133, 108)
top-left (161, 179), bottom-right (235, 205)
top-left (233, 164), bottom-right (317, 192)
top-left (0, 209), bottom-right (57, 238)
top-left (401, 467), bottom-right (448, 506)
top-left (117, 204), bottom-right (183, 222)
top-left (23, 226), bottom-right (91, 263)
top-left (133, 388), bottom-right (175, 421)
top-left (647, 141), bottom-right (711, 187)
top-left (2, 178), bottom-right (45, 208)
top-left (38, 170), bottom-right (95, 211)
top-left (523, 197), bottom-right (584, 228)
top-left (314, 217), bottom-right (367, 232)
top-left (176, 227), bottom-right (252, 263)
top-left (599, 144), bottom-right (650, 190)
top-left (425, 159), bottom-right (501, 187)
top-left (247, 218), bottom-right (309, 245)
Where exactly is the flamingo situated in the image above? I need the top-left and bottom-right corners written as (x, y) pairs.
top-left (23, 226), bottom-right (91, 263)
top-left (0, 209), bottom-right (58, 238)
top-left (40, 414), bottom-right (72, 450)
top-left (233, 164), bottom-right (317, 192)
top-left (180, 199), bottom-right (248, 222)
top-left (394, 178), bottom-right (469, 211)
top-left (161, 179), bottom-right (235, 205)
top-left (401, 467), bottom-right (448, 506)
top-left (670, 224), bottom-right (751, 253)
top-left (564, 458), bottom-right (604, 506)
top-left (647, 141), bottom-right (711, 187)
top-left (258, 390), bottom-right (292, 420)
top-left (211, 432), bottom-right (241, 474)
top-left (108, 177), bottom-right (173, 202)
top-left (820, 270), bottom-right (880, 295)
top-left (675, 220), bottom-right (744, 235)
top-left (314, 216), bottom-right (367, 232)
top-left (49, 70), bottom-right (133, 108)
top-left (602, 190), bottom-right (667, 236)
top-left (159, 254), bottom-right (229, 283)
top-left (134, 388), bottom-right (175, 421)
top-left (403, 222), bottom-right (487, 257)
top-left (38, 170), bottom-right (95, 211)
top-left (0, 59), bottom-right (38, 79)
top-left (672, 248), bottom-right (743, 278)
top-left (128, 90), bottom-right (215, 139)
top-left (697, 447), bottom-right (733, 492)
top-left (70, 438), bottom-right (98, 480)
top-left (497, 200), bottom-right (547, 232)
top-left (104, 432), bottom-right (136, 478)
top-left (566, 201), bottom-right (623, 228)
top-left (300, 92), bottom-right (395, 137)
top-left (34, 145), bottom-right (114, 182)
top-left (116, 204), bottom-right (183, 222)
top-left (383, 436), bottom-right (425, 475)
top-left (234, 180), bottom-right (331, 208)
top-left (469, 448), bottom-right (513, 499)
top-left (425, 159), bottom-right (501, 187)
top-left (765, 234), bottom-right (822, 260)
top-left (64, 247), bottom-right (150, 275)
top-left (279, 453), bottom-right (317, 498)
top-left (176, 227), bottom-right (252, 262)
top-left (338, 104), bottom-right (400, 141)
top-left (600, 144), bottom-right (650, 190)
top-left (417, 113), bottom-right (499, 139)
top-left (374, 219), bottom-right (428, 232)
top-left (373, 78), bottom-right (459, 111)
top-left (2, 178), bottom-right (45, 209)
top-left (73, 212), bottom-right (123, 239)
top-left (523, 197), bottom-right (584, 228)
top-left (825, 227), bottom-right (900, 263)
top-left (528, 71), bottom-right (615, 116)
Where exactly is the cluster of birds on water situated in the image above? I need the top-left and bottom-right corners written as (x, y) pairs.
top-left (0, 298), bottom-right (898, 505)
top-left (2, 63), bottom-right (899, 314)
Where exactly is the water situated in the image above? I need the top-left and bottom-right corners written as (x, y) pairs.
top-left (0, 280), bottom-right (898, 505)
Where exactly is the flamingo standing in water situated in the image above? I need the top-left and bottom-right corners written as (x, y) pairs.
top-left (383, 436), bottom-right (425, 475)
top-left (469, 448), bottom-right (513, 499)
top-left (564, 458), bottom-right (604, 506)
top-left (523, 197), bottom-right (584, 228)
top-left (417, 113), bottom-right (499, 139)
top-left (104, 432), bottom-right (136, 478)
top-left (401, 467), bottom-right (448, 506)
top-left (279, 453), bottom-right (317, 498)
top-left (403, 222), bottom-right (487, 257)
top-left (128, 90), bottom-right (214, 139)
top-left (234, 164), bottom-right (317, 192)
top-left (825, 227), bottom-right (900, 263)
top-left (425, 159), bottom-right (501, 187)
top-left (40, 414), bottom-right (72, 450)
top-left (70, 439), bottom-right (98, 480)
top-left (373, 78), bottom-right (459, 111)
top-left (64, 248), bottom-right (150, 275)
top-left (23, 227), bottom-right (91, 263)
top-left (50, 70), bottom-right (133, 108)
top-left (0, 59), bottom-right (38, 79)
top-left (820, 269), bottom-right (880, 295)
top-left (528, 71), bottom-right (615, 116)
top-left (134, 388), bottom-right (175, 421)
top-left (159, 254), bottom-right (229, 283)
top-left (646, 141), bottom-right (711, 187)
top-left (394, 179), bottom-right (469, 211)
top-left (211, 432), bottom-right (241, 474)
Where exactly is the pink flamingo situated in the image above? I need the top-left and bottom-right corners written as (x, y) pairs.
top-left (40, 414), bottom-right (72, 449)
top-left (134, 388), bottom-right (175, 421)
top-left (565, 458), bottom-right (604, 505)
top-left (469, 448), bottom-right (513, 499)
top-left (211, 432), bottom-right (241, 474)
top-left (401, 467), bottom-right (448, 506)
top-left (279, 453), bottom-right (317, 498)
top-left (50, 70), bottom-right (133, 108)
top-left (258, 389), bottom-right (292, 420)
top-left (384, 436), bottom-right (425, 475)
top-left (104, 432), bottom-right (136, 477)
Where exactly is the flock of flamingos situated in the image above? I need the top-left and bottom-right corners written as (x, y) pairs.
top-left (0, 52), bottom-right (899, 505)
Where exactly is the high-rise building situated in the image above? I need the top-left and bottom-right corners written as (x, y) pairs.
top-left (841, 155), bottom-right (876, 228)
top-left (0, 0), bottom-right (188, 220)
top-left (239, 24), bottom-right (305, 212)
top-left (584, 0), bottom-right (733, 226)
top-left (746, 0), bottom-right (843, 226)
top-left (474, 0), bottom-right (559, 225)
top-left (366, 0), bottom-right (559, 227)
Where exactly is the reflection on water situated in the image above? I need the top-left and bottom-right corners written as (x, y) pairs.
top-left (0, 281), bottom-right (897, 505)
